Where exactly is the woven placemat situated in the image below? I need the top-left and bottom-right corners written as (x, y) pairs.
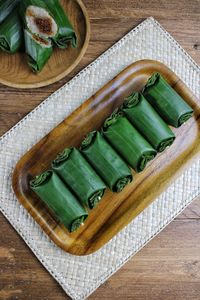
top-left (0, 17), bottom-right (200, 300)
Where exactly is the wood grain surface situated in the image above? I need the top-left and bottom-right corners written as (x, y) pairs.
top-left (12, 59), bottom-right (199, 255)
top-left (1, 0), bottom-right (200, 298)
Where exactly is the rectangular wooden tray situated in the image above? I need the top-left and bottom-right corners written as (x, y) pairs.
top-left (12, 60), bottom-right (200, 255)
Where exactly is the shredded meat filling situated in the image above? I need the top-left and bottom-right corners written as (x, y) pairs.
top-left (34, 17), bottom-right (52, 35)
top-left (33, 34), bottom-right (49, 45)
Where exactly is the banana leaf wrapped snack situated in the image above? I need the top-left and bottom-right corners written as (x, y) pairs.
top-left (80, 131), bottom-right (132, 192)
top-left (122, 92), bottom-right (175, 152)
top-left (52, 148), bottom-right (106, 209)
top-left (20, 0), bottom-right (58, 39)
top-left (143, 73), bottom-right (193, 127)
top-left (20, 0), bottom-right (76, 48)
top-left (30, 170), bottom-right (88, 232)
top-left (102, 111), bottom-right (157, 172)
top-left (0, 11), bottom-right (23, 53)
top-left (46, 0), bottom-right (77, 48)
top-left (24, 29), bottom-right (53, 72)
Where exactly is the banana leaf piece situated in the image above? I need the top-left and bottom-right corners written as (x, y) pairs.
top-left (52, 148), bottom-right (106, 209)
top-left (143, 73), bottom-right (193, 127)
top-left (24, 29), bottom-right (53, 72)
top-left (0, 11), bottom-right (23, 53)
top-left (122, 92), bottom-right (175, 152)
top-left (20, 0), bottom-right (58, 38)
top-left (0, 0), bottom-right (19, 24)
top-left (102, 111), bottom-right (157, 172)
top-left (80, 131), bottom-right (132, 192)
top-left (45, 0), bottom-right (77, 48)
top-left (30, 170), bottom-right (88, 232)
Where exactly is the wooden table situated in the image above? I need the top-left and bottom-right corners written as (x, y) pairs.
top-left (1, 0), bottom-right (200, 299)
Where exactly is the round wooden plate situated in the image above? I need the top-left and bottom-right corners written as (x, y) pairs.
top-left (0, 0), bottom-right (90, 89)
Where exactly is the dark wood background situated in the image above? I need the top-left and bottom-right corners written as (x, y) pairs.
top-left (1, 0), bottom-right (200, 299)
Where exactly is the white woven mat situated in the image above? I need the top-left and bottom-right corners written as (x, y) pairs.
top-left (0, 17), bottom-right (200, 300)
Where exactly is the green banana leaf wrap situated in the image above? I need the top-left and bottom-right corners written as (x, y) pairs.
top-left (52, 148), bottom-right (106, 209)
top-left (143, 73), bottom-right (193, 128)
top-left (20, 0), bottom-right (58, 39)
top-left (45, 0), bottom-right (77, 48)
top-left (122, 92), bottom-right (175, 152)
top-left (24, 29), bottom-right (53, 72)
top-left (80, 131), bottom-right (132, 193)
top-left (30, 170), bottom-right (88, 232)
top-left (0, 11), bottom-right (23, 53)
top-left (102, 111), bottom-right (157, 172)
top-left (0, 0), bottom-right (19, 24)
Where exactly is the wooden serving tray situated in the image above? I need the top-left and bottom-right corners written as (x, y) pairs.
top-left (12, 60), bottom-right (200, 255)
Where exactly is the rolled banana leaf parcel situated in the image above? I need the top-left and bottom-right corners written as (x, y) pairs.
top-left (143, 73), bottom-right (193, 128)
top-left (80, 131), bottom-right (132, 193)
top-left (102, 111), bottom-right (157, 172)
top-left (20, 0), bottom-right (76, 48)
top-left (20, 0), bottom-right (58, 39)
top-left (24, 29), bottom-right (53, 72)
top-left (30, 170), bottom-right (88, 232)
top-left (52, 148), bottom-right (106, 209)
top-left (122, 92), bottom-right (175, 152)
top-left (46, 0), bottom-right (77, 48)
top-left (0, 11), bottom-right (23, 53)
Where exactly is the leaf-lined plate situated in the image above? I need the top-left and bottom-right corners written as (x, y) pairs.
top-left (12, 60), bottom-right (200, 255)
